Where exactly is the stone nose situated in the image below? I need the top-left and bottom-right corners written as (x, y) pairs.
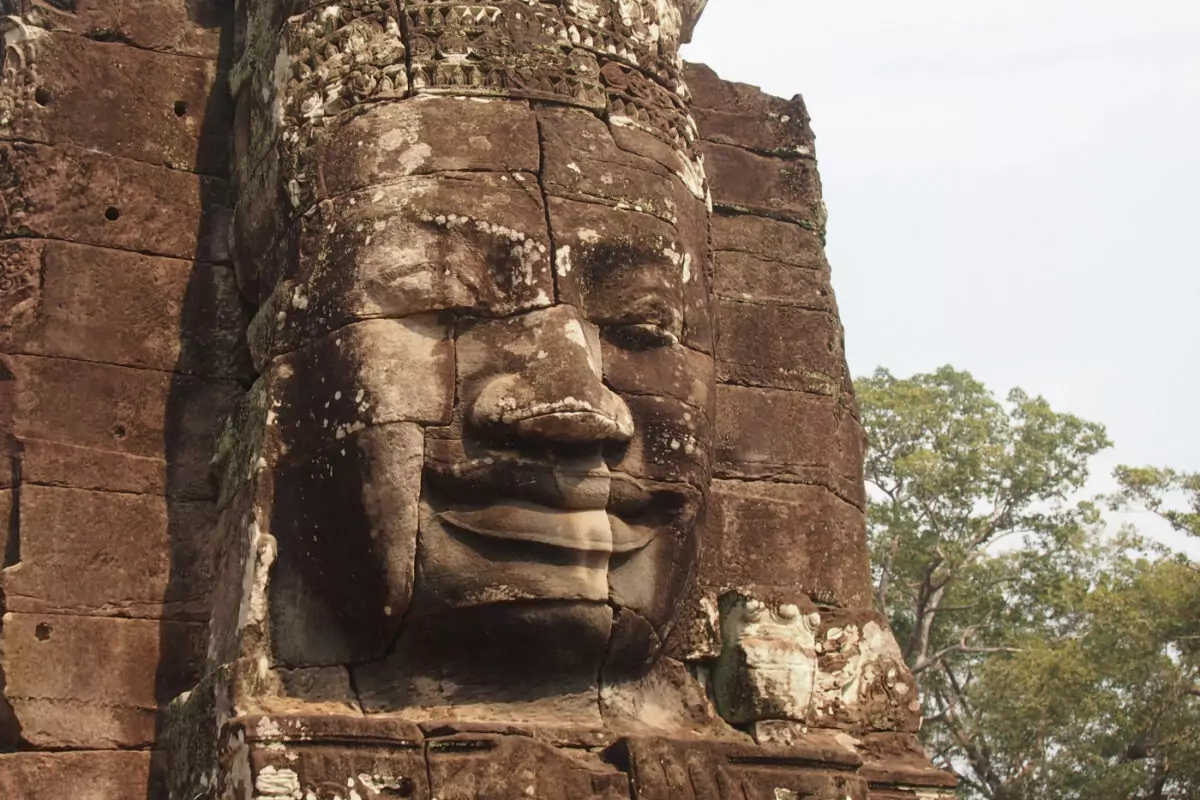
top-left (465, 305), bottom-right (633, 446)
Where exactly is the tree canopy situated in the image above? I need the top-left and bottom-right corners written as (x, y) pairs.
top-left (857, 366), bottom-right (1199, 800)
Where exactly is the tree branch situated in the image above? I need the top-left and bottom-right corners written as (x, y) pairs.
top-left (913, 624), bottom-right (1020, 676)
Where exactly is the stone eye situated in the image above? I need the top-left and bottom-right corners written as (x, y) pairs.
top-left (609, 323), bottom-right (677, 350)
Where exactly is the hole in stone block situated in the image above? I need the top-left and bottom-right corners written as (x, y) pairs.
top-left (35, 623), bottom-right (51, 641)
top-left (33, 86), bottom-right (52, 107)
top-left (111, 423), bottom-right (127, 439)
top-left (173, 100), bottom-right (188, 117)
top-left (104, 206), bottom-right (120, 221)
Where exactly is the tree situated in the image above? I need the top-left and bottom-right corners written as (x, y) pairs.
top-left (1109, 465), bottom-right (1200, 539)
top-left (858, 366), bottom-right (1200, 799)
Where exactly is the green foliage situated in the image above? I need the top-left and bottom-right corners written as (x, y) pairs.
top-left (1108, 465), bottom-right (1200, 538)
top-left (858, 366), bottom-right (1200, 800)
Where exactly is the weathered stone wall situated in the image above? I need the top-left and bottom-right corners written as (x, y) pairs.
top-left (0, 1), bottom-right (247, 794)
top-left (681, 62), bottom-right (953, 797)
top-left (0, 2), bottom-right (953, 798)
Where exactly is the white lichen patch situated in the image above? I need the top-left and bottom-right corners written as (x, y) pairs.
top-left (255, 716), bottom-right (283, 740)
top-left (555, 245), bottom-right (573, 276)
top-left (237, 519), bottom-right (278, 641)
top-left (254, 765), bottom-right (301, 797)
top-left (290, 285), bottom-right (309, 310)
top-left (676, 148), bottom-right (708, 201)
top-left (563, 318), bottom-right (589, 349)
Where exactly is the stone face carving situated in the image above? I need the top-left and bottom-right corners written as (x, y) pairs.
top-left (0, 0), bottom-right (952, 797)
top-left (206, 0), bottom-right (718, 728)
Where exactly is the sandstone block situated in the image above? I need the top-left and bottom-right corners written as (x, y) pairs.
top-left (702, 141), bottom-right (825, 227)
top-left (6, 354), bottom-right (240, 465)
top-left (408, 4), bottom-right (604, 109)
top-left (0, 142), bottom-right (230, 262)
top-left (231, 0), bottom-right (412, 202)
top-left (607, 117), bottom-right (693, 179)
top-left (353, 603), bottom-right (611, 727)
top-left (413, 494), bottom-right (611, 614)
top-left (539, 106), bottom-right (686, 225)
top-left (0, 488), bottom-right (11, 564)
top-left (685, 62), bottom-right (816, 158)
top-left (608, 480), bottom-right (704, 640)
top-left (712, 212), bottom-right (828, 269)
top-left (811, 609), bottom-right (921, 733)
top-left (674, 182), bottom-right (715, 354)
top-left (427, 734), bottom-right (629, 800)
top-left (267, 316), bottom-right (455, 440)
top-left (454, 304), bottom-right (631, 446)
top-left (18, 438), bottom-right (210, 500)
top-left (266, 422), bottom-right (424, 666)
top-left (22, 0), bottom-right (226, 57)
top-left (245, 742), bottom-right (430, 800)
top-left (0, 750), bottom-right (165, 800)
top-left (1, 612), bottom-right (203, 748)
top-left (3, 485), bottom-right (216, 620)
top-left (0, 239), bottom-right (39, 335)
top-left (601, 338), bottom-right (714, 416)
top-left (1, 240), bottom-right (247, 378)
top-left (609, 393), bottom-right (711, 489)
top-left (857, 733), bottom-right (959, 796)
top-left (716, 384), bottom-right (866, 509)
top-left (716, 299), bottom-right (845, 393)
top-left (714, 250), bottom-right (834, 312)
top-left (702, 480), bottom-right (871, 608)
top-left (250, 172), bottom-right (552, 357)
top-left (710, 598), bottom-right (919, 734)
top-left (712, 596), bottom-right (823, 725)
top-left (201, 484), bottom-right (256, 668)
top-left (1, 31), bottom-right (230, 173)
top-left (622, 736), bottom-right (867, 800)
top-left (320, 96), bottom-right (541, 196)
top-left (548, 196), bottom-right (687, 333)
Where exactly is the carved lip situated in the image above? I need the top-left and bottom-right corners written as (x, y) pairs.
top-left (438, 501), bottom-right (658, 554)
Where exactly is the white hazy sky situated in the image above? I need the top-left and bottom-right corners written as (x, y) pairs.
top-left (683, 0), bottom-right (1200, 555)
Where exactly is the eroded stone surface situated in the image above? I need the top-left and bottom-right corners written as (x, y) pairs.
top-left (0, 142), bottom-right (230, 262)
top-left (2, 613), bottom-right (203, 748)
top-left (0, 750), bottom-right (166, 800)
top-left (712, 598), bottom-right (920, 735)
top-left (0, 0), bottom-right (947, 794)
top-left (622, 736), bottom-right (868, 800)
top-left (686, 61), bottom-right (817, 158)
top-left (427, 734), bottom-right (628, 800)
top-left (15, 0), bottom-right (226, 57)
top-left (0, 31), bottom-right (230, 172)
top-left (702, 480), bottom-right (872, 608)
top-left (4, 485), bottom-right (216, 619)
top-left (0, 241), bottom-right (247, 378)
top-left (716, 384), bottom-right (867, 509)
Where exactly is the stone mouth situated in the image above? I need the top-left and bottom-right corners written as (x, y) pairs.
top-left (438, 502), bottom-right (658, 554)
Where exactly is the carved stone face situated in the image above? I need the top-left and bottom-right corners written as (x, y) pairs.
top-left (235, 109), bottom-right (713, 707)
top-left (213, 0), bottom-right (716, 718)
top-left (413, 206), bottom-right (713, 683)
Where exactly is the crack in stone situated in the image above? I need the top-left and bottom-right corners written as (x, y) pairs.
top-left (697, 135), bottom-right (818, 164)
top-left (534, 112), bottom-right (562, 305)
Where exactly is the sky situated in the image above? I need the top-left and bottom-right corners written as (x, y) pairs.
top-left (683, 0), bottom-right (1200, 555)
